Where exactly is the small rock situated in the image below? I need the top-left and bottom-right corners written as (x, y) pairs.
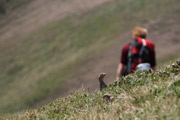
top-left (103, 94), bottom-right (118, 102)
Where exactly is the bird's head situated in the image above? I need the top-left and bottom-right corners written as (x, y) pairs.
top-left (98, 73), bottom-right (106, 79)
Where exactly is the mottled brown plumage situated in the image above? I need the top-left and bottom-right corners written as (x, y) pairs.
top-left (98, 73), bottom-right (108, 91)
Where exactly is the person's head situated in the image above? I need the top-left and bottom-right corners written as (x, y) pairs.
top-left (132, 27), bottom-right (148, 39)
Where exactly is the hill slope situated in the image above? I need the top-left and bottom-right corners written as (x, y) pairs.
top-left (0, 0), bottom-right (180, 113)
top-left (5, 59), bottom-right (180, 119)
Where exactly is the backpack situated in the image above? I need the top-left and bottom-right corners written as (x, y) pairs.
top-left (126, 38), bottom-right (151, 74)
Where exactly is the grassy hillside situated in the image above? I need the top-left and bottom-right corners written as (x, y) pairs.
top-left (0, 0), bottom-right (31, 17)
top-left (4, 59), bottom-right (180, 119)
top-left (0, 0), bottom-right (179, 113)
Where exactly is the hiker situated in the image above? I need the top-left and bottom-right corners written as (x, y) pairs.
top-left (116, 27), bottom-right (156, 78)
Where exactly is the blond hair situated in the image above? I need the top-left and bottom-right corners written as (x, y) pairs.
top-left (132, 27), bottom-right (148, 39)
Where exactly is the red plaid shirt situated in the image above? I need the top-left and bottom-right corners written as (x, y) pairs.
top-left (121, 38), bottom-right (156, 71)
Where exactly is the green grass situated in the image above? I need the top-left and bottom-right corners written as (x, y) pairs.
top-left (4, 59), bottom-right (180, 119)
top-left (0, 0), bottom-right (180, 113)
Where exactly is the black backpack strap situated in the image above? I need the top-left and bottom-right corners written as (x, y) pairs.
top-left (127, 40), bottom-right (136, 74)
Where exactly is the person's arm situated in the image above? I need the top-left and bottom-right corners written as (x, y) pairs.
top-left (116, 63), bottom-right (125, 79)
top-left (117, 44), bottom-right (129, 79)
top-left (150, 44), bottom-right (156, 71)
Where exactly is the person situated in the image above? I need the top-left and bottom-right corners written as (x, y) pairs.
top-left (116, 27), bottom-right (156, 79)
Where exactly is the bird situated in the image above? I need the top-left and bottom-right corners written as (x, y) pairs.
top-left (98, 73), bottom-right (119, 102)
top-left (98, 73), bottom-right (108, 91)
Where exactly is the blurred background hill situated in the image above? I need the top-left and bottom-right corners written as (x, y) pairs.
top-left (0, 0), bottom-right (179, 113)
